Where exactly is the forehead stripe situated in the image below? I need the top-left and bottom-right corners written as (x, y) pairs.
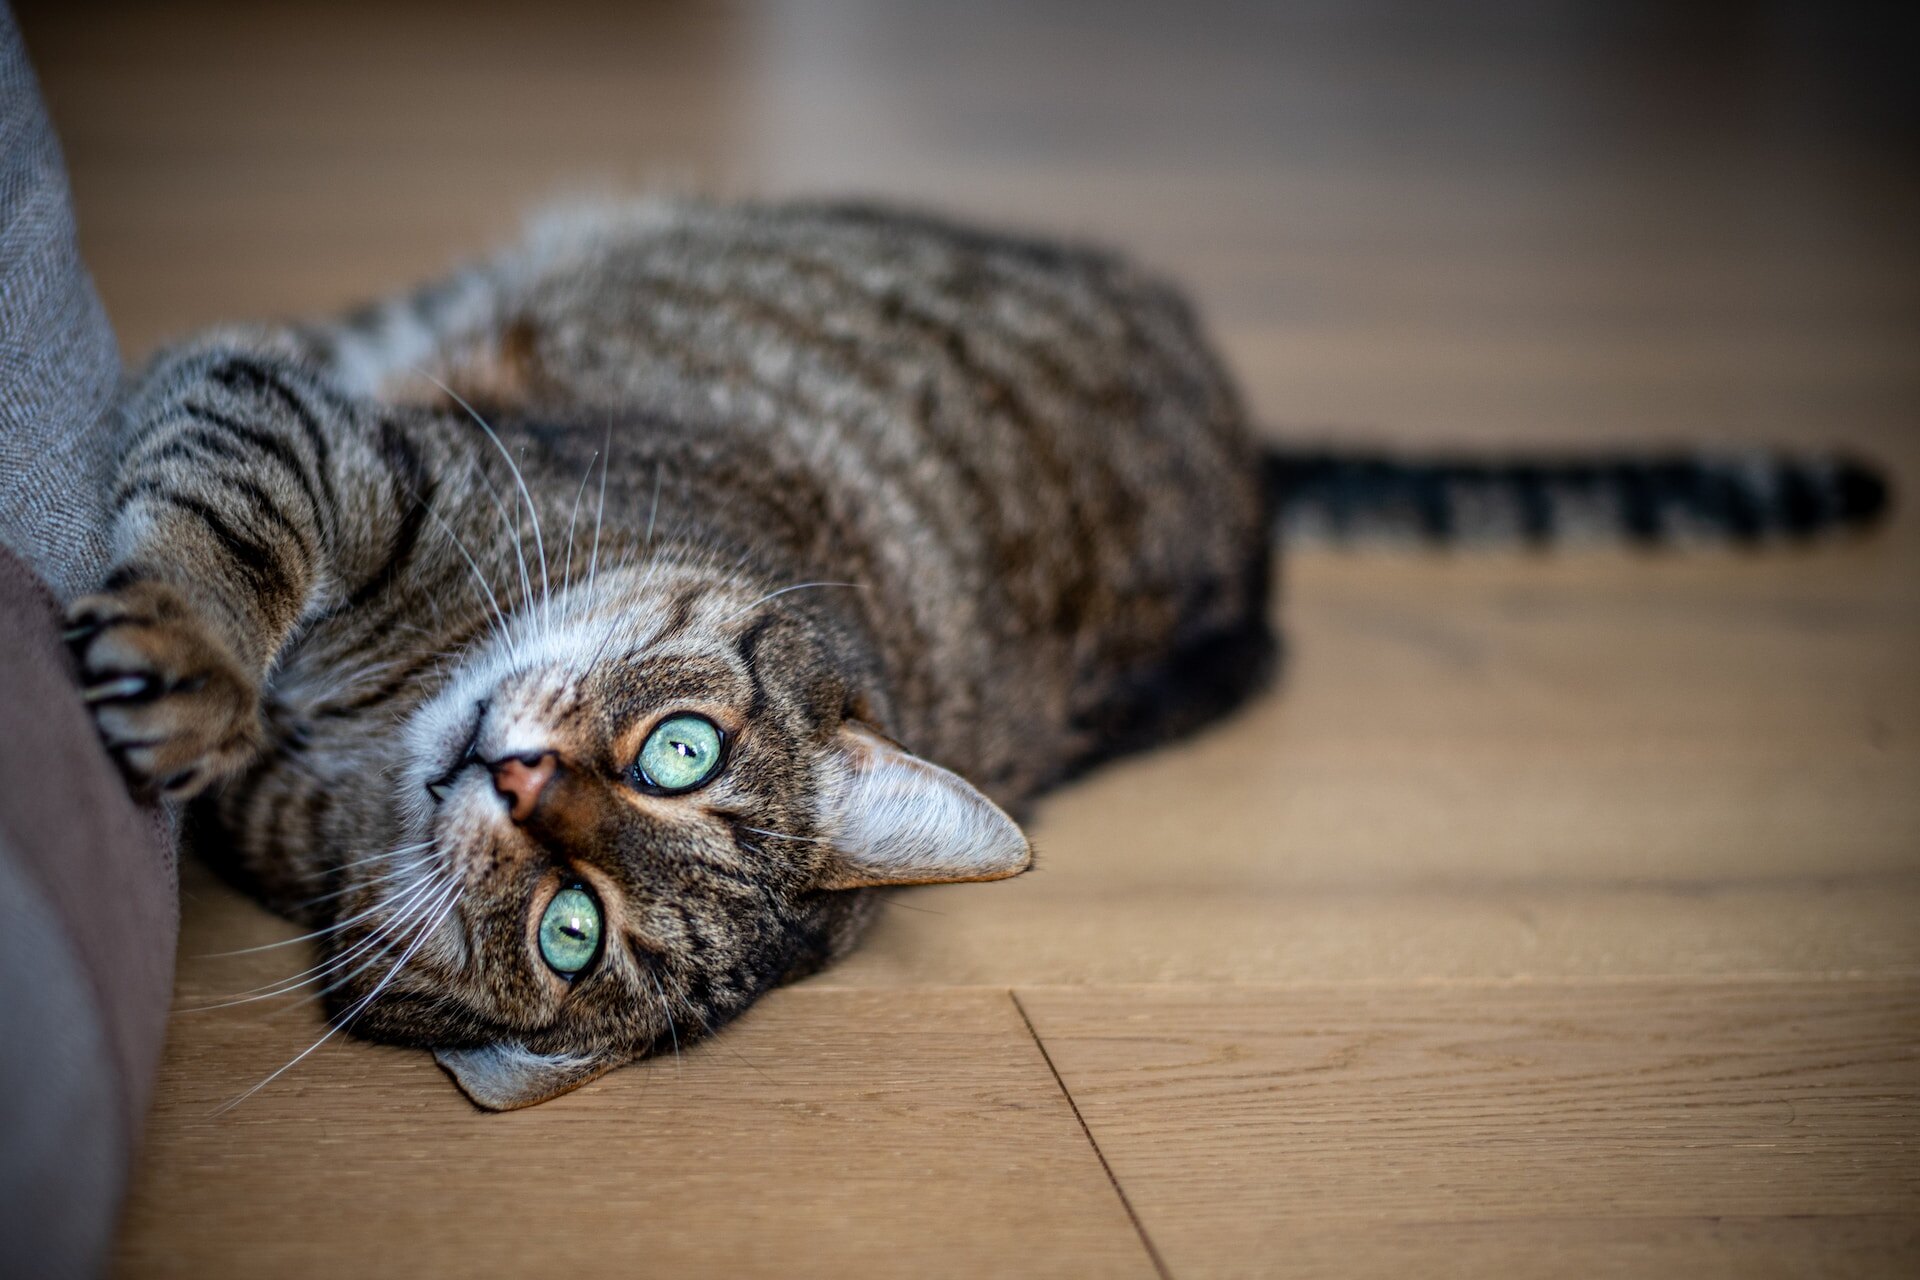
top-left (734, 612), bottom-right (780, 721)
top-left (652, 583), bottom-right (709, 648)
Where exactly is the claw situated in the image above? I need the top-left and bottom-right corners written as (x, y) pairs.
top-left (84, 675), bottom-right (157, 704)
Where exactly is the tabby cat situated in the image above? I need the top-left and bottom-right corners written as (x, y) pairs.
top-left (65, 199), bottom-right (1887, 1109)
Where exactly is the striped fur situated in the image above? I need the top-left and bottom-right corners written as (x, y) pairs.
top-left (67, 199), bottom-right (1272, 1107)
top-left (1268, 448), bottom-right (1888, 549)
top-left (64, 198), bottom-right (1887, 1107)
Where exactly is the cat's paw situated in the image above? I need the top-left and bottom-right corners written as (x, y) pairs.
top-left (64, 579), bottom-right (263, 801)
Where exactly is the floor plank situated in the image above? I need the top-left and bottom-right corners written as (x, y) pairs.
top-left (832, 547), bottom-right (1920, 986)
top-left (1016, 982), bottom-right (1920, 1278)
top-left (118, 957), bottom-right (1156, 1278)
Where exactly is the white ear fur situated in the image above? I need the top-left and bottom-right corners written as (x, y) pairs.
top-left (435, 1042), bottom-right (613, 1111)
top-left (817, 724), bottom-right (1033, 889)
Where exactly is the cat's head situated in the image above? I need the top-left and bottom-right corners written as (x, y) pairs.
top-left (324, 560), bottom-right (1030, 1109)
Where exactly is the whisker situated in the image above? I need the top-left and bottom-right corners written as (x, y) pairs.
top-left (718, 580), bottom-right (863, 626)
top-left (334, 876), bottom-right (465, 1027)
top-left (209, 876), bottom-right (463, 1115)
top-left (669, 986), bottom-right (777, 1084)
top-left (395, 461), bottom-right (517, 661)
top-left (289, 874), bottom-right (465, 1010)
top-left (196, 859), bottom-right (433, 957)
top-left (290, 854), bottom-right (429, 906)
top-left (561, 451), bottom-right (598, 600)
top-left (738, 825), bottom-right (829, 846)
top-left (644, 965), bottom-right (681, 1074)
top-left (413, 368), bottom-right (550, 631)
top-left (287, 839), bottom-right (432, 883)
top-left (183, 873), bottom-right (450, 1008)
top-left (881, 894), bottom-right (948, 917)
top-left (474, 463), bottom-right (535, 630)
top-left (645, 462), bottom-right (663, 545)
top-left (423, 469), bottom-right (519, 663)
top-left (587, 413), bottom-right (613, 597)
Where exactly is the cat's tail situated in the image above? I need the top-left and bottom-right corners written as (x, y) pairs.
top-left (1262, 445), bottom-right (1892, 549)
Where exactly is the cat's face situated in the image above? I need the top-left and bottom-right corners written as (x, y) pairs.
top-left (322, 562), bottom-right (1030, 1109)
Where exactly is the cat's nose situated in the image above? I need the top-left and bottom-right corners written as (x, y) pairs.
top-left (489, 752), bottom-right (558, 823)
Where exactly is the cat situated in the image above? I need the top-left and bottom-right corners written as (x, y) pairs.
top-left (64, 198), bottom-right (1888, 1109)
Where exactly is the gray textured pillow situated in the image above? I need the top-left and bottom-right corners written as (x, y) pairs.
top-left (0, 12), bottom-right (118, 599)
top-left (0, 9), bottom-right (177, 1278)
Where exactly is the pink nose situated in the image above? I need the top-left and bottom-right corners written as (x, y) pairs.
top-left (490, 752), bottom-right (558, 823)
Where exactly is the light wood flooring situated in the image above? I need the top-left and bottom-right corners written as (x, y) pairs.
top-left (18, 2), bottom-right (1919, 1275)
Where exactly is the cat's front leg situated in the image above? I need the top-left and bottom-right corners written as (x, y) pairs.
top-left (67, 335), bottom-right (416, 801)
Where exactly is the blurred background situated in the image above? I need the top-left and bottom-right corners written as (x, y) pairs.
top-left (18, 0), bottom-right (1920, 454)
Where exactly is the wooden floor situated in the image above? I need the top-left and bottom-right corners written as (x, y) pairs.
top-left (20, 2), bottom-right (1920, 1275)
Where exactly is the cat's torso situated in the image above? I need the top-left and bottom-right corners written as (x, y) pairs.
top-left (262, 200), bottom-right (1272, 839)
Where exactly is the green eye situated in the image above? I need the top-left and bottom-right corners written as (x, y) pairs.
top-left (635, 713), bottom-right (725, 793)
top-left (538, 886), bottom-right (601, 977)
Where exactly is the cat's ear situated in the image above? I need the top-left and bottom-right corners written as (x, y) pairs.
top-left (815, 724), bottom-right (1032, 889)
top-left (435, 1042), bottom-right (615, 1111)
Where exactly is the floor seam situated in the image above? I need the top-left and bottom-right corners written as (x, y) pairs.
top-left (1009, 989), bottom-right (1172, 1280)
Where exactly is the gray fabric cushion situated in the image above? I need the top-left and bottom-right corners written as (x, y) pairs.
top-left (0, 3), bottom-right (120, 600)
top-left (0, 548), bottom-right (176, 1280)
top-left (0, 838), bottom-right (126, 1280)
top-left (0, 9), bottom-right (176, 1278)
top-left (0, 547), bottom-right (178, 1136)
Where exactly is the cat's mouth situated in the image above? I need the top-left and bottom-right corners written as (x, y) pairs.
top-left (425, 700), bottom-right (487, 803)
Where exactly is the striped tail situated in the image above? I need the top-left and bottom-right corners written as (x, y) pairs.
top-left (1264, 447), bottom-right (1892, 549)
